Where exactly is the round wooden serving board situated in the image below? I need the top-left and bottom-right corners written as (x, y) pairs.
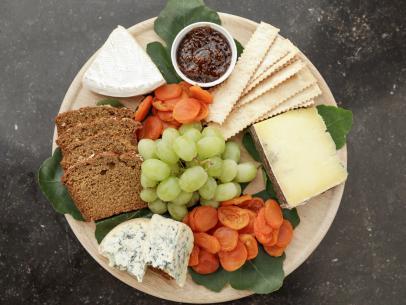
top-left (53, 13), bottom-right (347, 303)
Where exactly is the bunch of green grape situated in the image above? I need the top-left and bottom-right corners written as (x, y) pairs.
top-left (138, 123), bottom-right (258, 221)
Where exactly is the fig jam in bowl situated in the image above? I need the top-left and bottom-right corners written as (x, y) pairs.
top-left (171, 22), bottom-right (237, 87)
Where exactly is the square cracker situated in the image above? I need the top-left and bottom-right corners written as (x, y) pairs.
top-left (237, 58), bottom-right (305, 107)
top-left (248, 37), bottom-right (293, 88)
top-left (257, 83), bottom-right (322, 122)
top-left (207, 22), bottom-right (279, 124)
top-left (212, 68), bottom-right (318, 139)
top-left (243, 41), bottom-right (299, 96)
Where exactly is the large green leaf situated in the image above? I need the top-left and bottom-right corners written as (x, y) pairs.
top-left (37, 148), bottom-right (84, 221)
top-left (96, 98), bottom-right (125, 108)
top-left (317, 105), bottom-right (353, 149)
top-left (95, 208), bottom-right (153, 243)
top-left (190, 247), bottom-right (285, 293)
top-left (146, 42), bottom-right (182, 84)
top-left (154, 0), bottom-right (221, 48)
top-left (189, 268), bottom-right (230, 292)
top-left (282, 208), bottom-right (300, 228)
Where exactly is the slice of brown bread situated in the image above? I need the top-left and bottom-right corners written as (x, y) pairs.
top-left (60, 132), bottom-right (137, 170)
top-left (55, 106), bottom-right (134, 135)
top-left (56, 117), bottom-right (140, 150)
top-left (62, 151), bottom-right (145, 221)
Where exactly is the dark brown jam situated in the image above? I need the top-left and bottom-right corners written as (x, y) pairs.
top-left (176, 26), bottom-right (232, 83)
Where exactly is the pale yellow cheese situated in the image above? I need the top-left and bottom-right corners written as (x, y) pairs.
top-left (253, 107), bottom-right (347, 207)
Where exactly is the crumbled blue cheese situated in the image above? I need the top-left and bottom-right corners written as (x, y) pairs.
top-left (99, 218), bottom-right (150, 282)
top-left (144, 214), bottom-right (194, 287)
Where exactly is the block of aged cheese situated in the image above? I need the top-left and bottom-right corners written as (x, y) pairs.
top-left (250, 107), bottom-right (347, 208)
top-left (144, 214), bottom-right (194, 287)
top-left (99, 218), bottom-right (150, 282)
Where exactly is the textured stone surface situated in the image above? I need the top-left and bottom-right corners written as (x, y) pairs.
top-left (1, 0), bottom-right (405, 304)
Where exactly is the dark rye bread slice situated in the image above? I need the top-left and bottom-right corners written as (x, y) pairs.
top-left (62, 152), bottom-right (145, 221)
top-left (56, 117), bottom-right (140, 150)
top-left (55, 106), bottom-right (134, 135)
top-left (60, 132), bottom-right (137, 170)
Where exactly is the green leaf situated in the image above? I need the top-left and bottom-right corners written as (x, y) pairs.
top-left (282, 208), bottom-right (300, 228)
top-left (147, 42), bottom-right (182, 84)
top-left (190, 247), bottom-right (285, 294)
top-left (154, 0), bottom-right (221, 48)
top-left (95, 208), bottom-right (153, 243)
top-left (264, 171), bottom-right (277, 200)
top-left (37, 148), bottom-right (84, 221)
top-left (96, 99), bottom-right (125, 108)
top-left (242, 132), bottom-right (260, 162)
top-left (240, 182), bottom-right (249, 192)
top-left (234, 39), bottom-right (244, 58)
top-left (189, 268), bottom-right (230, 292)
top-left (317, 105), bottom-right (353, 149)
top-left (253, 190), bottom-right (270, 201)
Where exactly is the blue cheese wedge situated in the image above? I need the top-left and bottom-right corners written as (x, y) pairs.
top-left (99, 218), bottom-right (150, 282)
top-left (251, 107), bottom-right (348, 208)
top-left (83, 25), bottom-right (165, 97)
top-left (144, 214), bottom-right (194, 287)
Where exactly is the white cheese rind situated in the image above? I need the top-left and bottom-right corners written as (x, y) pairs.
top-left (99, 218), bottom-right (150, 282)
top-left (144, 214), bottom-right (194, 287)
top-left (83, 25), bottom-right (165, 97)
top-left (254, 107), bottom-right (348, 207)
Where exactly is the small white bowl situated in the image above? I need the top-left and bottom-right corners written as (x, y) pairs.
top-left (171, 22), bottom-right (237, 88)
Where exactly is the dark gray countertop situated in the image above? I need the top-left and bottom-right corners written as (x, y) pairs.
top-left (1, 0), bottom-right (405, 304)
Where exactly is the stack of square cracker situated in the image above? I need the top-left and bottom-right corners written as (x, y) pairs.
top-left (207, 22), bottom-right (322, 139)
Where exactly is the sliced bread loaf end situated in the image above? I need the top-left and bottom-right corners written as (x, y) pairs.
top-left (55, 106), bottom-right (134, 135)
top-left (62, 152), bottom-right (145, 221)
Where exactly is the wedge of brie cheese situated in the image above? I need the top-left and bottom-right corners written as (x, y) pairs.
top-left (144, 214), bottom-right (194, 287)
top-left (83, 25), bottom-right (165, 97)
top-left (251, 107), bottom-right (348, 208)
top-left (99, 218), bottom-right (150, 282)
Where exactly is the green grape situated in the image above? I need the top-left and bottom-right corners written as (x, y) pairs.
top-left (219, 159), bottom-right (238, 183)
top-left (201, 126), bottom-right (224, 140)
top-left (141, 159), bottom-right (170, 181)
top-left (156, 177), bottom-right (181, 201)
top-left (200, 199), bottom-right (220, 208)
top-left (201, 157), bottom-right (223, 177)
top-left (197, 137), bottom-right (226, 159)
top-left (148, 199), bottom-right (167, 214)
top-left (169, 162), bottom-right (181, 176)
top-left (173, 136), bottom-right (197, 161)
top-left (179, 122), bottom-right (203, 134)
top-left (141, 172), bottom-right (158, 188)
top-left (138, 139), bottom-right (157, 160)
top-left (222, 141), bottom-right (241, 163)
top-left (162, 128), bottom-right (180, 144)
top-left (155, 139), bottom-right (179, 164)
top-left (168, 203), bottom-right (188, 221)
top-left (198, 177), bottom-right (217, 200)
top-left (186, 192), bottom-right (200, 208)
top-left (185, 159), bottom-right (200, 168)
top-left (140, 188), bottom-right (157, 202)
top-left (179, 166), bottom-right (208, 192)
top-left (214, 182), bottom-right (241, 201)
top-left (172, 191), bottom-right (193, 206)
top-left (235, 162), bottom-right (258, 183)
top-left (183, 129), bottom-right (202, 142)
